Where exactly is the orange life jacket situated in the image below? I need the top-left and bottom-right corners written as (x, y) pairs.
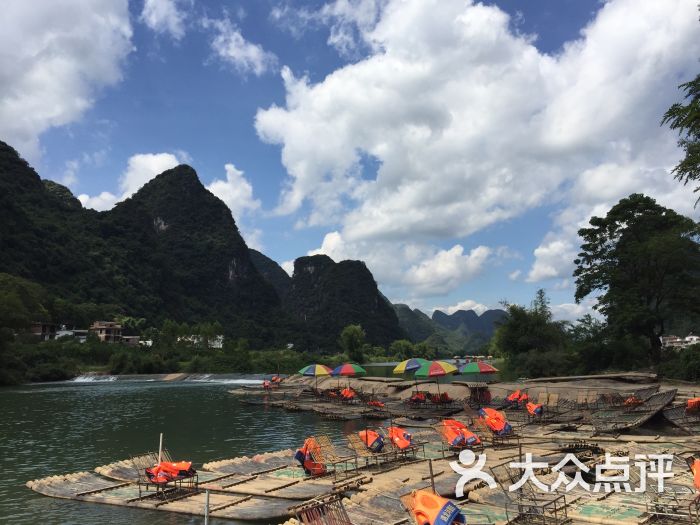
top-left (506, 390), bottom-right (521, 402)
top-left (145, 461), bottom-right (195, 484)
top-left (294, 437), bottom-right (326, 476)
top-left (411, 392), bottom-right (426, 403)
top-left (367, 400), bottom-right (385, 408)
top-left (526, 402), bottom-right (543, 416)
top-left (479, 407), bottom-right (512, 435)
top-left (341, 387), bottom-right (356, 399)
top-left (519, 392), bottom-right (528, 403)
top-left (691, 458), bottom-right (700, 491)
top-left (359, 429), bottom-right (384, 452)
top-left (387, 426), bottom-right (414, 450)
top-left (408, 489), bottom-right (465, 525)
top-left (441, 419), bottom-right (480, 447)
top-left (687, 398), bottom-right (700, 412)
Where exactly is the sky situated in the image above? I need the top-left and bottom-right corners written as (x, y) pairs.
top-left (1, 0), bottom-right (699, 320)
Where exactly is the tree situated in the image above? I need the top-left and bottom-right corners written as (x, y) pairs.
top-left (389, 339), bottom-right (415, 360)
top-left (491, 290), bottom-right (573, 378)
top-left (339, 324), bottom-right (366, 363)
top-left (574, 194), bottom-right (700, 365)
top-left (662, 74), bottom-right (700, 196)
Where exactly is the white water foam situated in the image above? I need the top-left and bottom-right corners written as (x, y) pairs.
top-left (71, 375), bottom-right (117, 383)
top-left (188, 378), bottom-right (263, 385)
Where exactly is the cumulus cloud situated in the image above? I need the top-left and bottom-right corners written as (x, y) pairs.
top-left (0, 0), bottom-right (132, 161)
top-left (140, 0), bottom-right (189, 40)
top-left (202, 16), bottom-right (277, 76)
top-left (271, 0), bottom-right (385, 57)
top-left (433, 299), bottom-right (489, 316)
top-left (551, 297), bottom-right (600, 323)
top-left (404, 245), bottom-right (491, 296)
top-left (78, 152), bottom-right (184, 211)
top-left (258, 0), bottom-right (700, 305)
top-left (207, 163), bottom-right (261, 218)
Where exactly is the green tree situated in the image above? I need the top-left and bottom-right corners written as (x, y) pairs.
top-left (389, 339), bottom-right (415, 360)
top-left (339, 324), bottom-right (366, 363)
top-left (491, 290), bottom-right (573, 378)
top-left (574, 194), bottom-right (700, 365)
top-left (662, 73), bottom-right (700, 195)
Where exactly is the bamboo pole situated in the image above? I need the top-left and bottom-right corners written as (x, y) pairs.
top-left (158, 433), bottom-right (163, 464)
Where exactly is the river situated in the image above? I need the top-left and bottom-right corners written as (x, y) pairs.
top-left (0, 378), bottom-right (359, 524)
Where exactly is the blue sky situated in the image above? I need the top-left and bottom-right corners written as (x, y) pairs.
top-left (2, 0), bottom-right (699, 319)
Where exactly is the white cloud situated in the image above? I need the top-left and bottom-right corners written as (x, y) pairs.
top-left (77, 191), bottom-right (118, 211)
top-left (551, 297), bottom-right (600, 323)
top-left (281, 260), bottom-right (295, 276)
top-left (258, 0), bottom-right (700, 305)
top-left (140, 0), bottom-right (188, 40)
top-left (206, 163), bottom-right (261, 219)
top-left (271, 0), bottom-right (385, 57)
top-left (0, 0), bottom-right (133, 161)
top-left (120, 152), bottom-right (182, 198)
top-left (78, 151), bottom-right (184, 210)
top-left (508, 270), bottom-right (521, 281)
top-left (433, 299), bottom-right (489, 316)
top-left (404, 245), bottom-right (491, 296)
top-left (202, 17), bottom-right (277, 76)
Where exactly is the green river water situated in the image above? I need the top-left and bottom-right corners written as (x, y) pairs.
top-left (0, 378), bottom-right (359, 524)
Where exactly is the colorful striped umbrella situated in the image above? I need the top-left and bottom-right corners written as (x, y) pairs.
top-left (392, 358), bottom-right (431, 375)
top-left (331, 363), bottom-right (367, 376)
top-left (414, 360), bottom-right (458, 378)
top-left (460, 361), bottom-right (499, 374)
top-left (414, 360), bottom-right (458, 397)
top-left (331, 362), bottom-right (367, 387)
top-left (298, 363), bottom-right (333, 390)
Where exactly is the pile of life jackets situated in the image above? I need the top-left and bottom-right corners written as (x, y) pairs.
top-left (341, 387), bottom-right (356, 400)
top-left (145, 460), bottom-right (196, 484)
top-left (624, 395), bottom-right (642, 406)
top-left (440, 419), bottom-right (480, 447)
top-left (479, 407), bottom-right (512, 435)
top-left (430, 392), bottom-right (452, 404)
top-left (410, 392), bottom-right (427, 403)
top-left (687, 397), bottom-right (700, 413)
top-left (262, 380), bottom-right (272, 389)
top-left (526, 402), bottom-right (543, 416)
top-left (359, 429), bottom-right (385, 452)
top-left (407, 489), bottom-right (466, 525)
top-left (271, 375), bottom-right (282, 384)
top-left (506, 389), bottom-right (528, 407)
top-left (367, 400), bottom-right (385, 408)
top-left (387, 426), bottom-right (414, 450)
top-left (294, 437), bottom-right (326, 476)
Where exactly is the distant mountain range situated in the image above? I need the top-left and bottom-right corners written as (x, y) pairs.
top-left (394, 304), bottom-right (507, 354)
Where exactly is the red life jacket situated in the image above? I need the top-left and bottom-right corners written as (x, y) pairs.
top-left (519, 392), bottom-right (528, 403)
top-left (691, 458), bottom-right (700, 491)
top-left (687, 398), bottom-right (700, 412)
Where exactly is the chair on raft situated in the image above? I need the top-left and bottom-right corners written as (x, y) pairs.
top-left (291, 493), bottom-right (353, 525)
top-left (312, 435), bottom-right (360, 481)
top-left (472, 410), bottom-right (520, 449)
top-left (131, 449), bottom-right (198, 500)
top-left (490, 461), bottom-right (570, 525)
top-left (378, 426), bottom-right (425, 459)
top-left (346, 430), bottom-right (398, 469)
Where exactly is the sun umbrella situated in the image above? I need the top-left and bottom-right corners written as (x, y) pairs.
top-left (392, 358), bottom-right (431, 375)
top-left (298, 363), bottom-right (333, 390)
top-left (331, 363), bottom-right (367, 387)
top-left (459, 361), bottom-right (499, 374)
top-left (414, 360), bottom-right (458, 397)
top-left (393, 358), bottom-right (431, 393)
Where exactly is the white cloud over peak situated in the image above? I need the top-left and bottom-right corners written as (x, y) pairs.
top-left (140, 0), bottom-right (189, 40)
top-left (202, 17), bottom-right (277, 76)
top-left (78, 151), bottom-right (184, 211)
top-left (404, 245), bottom-right (491, 296)
top-left (207, 163), bottom-right (261, 219)
top-left (258, 0), bottom-right (700, 305)
top-left (433, 299), bottom-right (489, 316)
top-left (0, 0), bottom-right (132, 161)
